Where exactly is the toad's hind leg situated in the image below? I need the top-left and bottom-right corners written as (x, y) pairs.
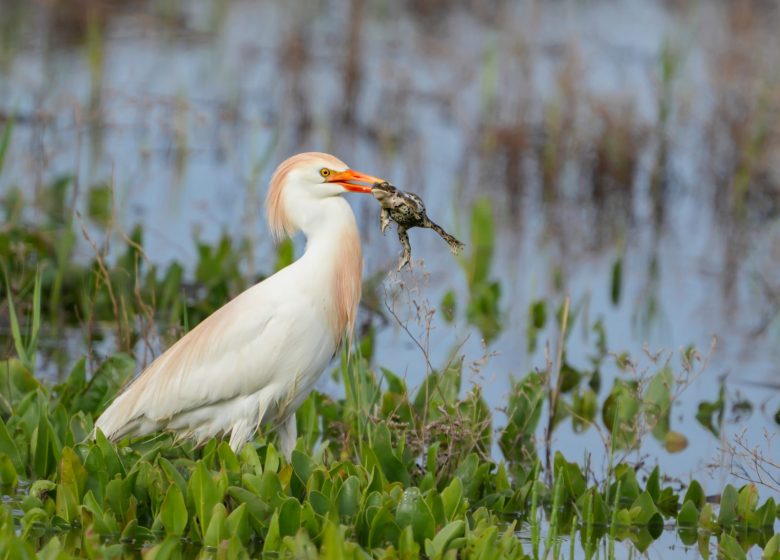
top-left (397, 227), bottom-right (412, 270)
top-left (428, 221), bottom-right (465, 254)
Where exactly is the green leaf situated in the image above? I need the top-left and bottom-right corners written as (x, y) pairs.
top-left (278, 498), bottom-right (301, 538)
top-left (188, 461), bottom-right (223, 539)
top-left (395, 487), bottom-right (435, 545)
top-left (684, 479), bottom-right (705, 509)
top-left (678, 500), bottom-right (699, 527)
top-left (719, 533), bottom-right (746, 560)
top-left (736, 484), bottom-right (758, 520)
top-left (336, 475), bottom-right (360, 518)
top-left (763, 534), bottom-right (780, 560)
top-left (0, 418), bottom-right (22, 471)
top-left (441, 477), bottom-right (464, 521)
top-left (0, 453), bottom-right (18, 488)
top-left (225, 503), bottom-right (250, 545)
top-left (0, 116), bottom-right (14, 176)
top-left (643, 367), bottom-right (673, 440)
top-left (160, 483), bottom-right (188, 536)
top-left (291, 450), bottom-right (314, 485)
top-left (428, 519), bottom-right (465, 556)
top-left (611, 256), bottom-right (622, 305)
top-left (718, 485), bottom-right (739, 527)
top-left (373, 424), bottom-right (410, 486)
top-left (144, 535), bottom-right (182, 560)
top-left (204, 502), bottom-right (227, 548)
top-left (602, 379), bottom-right (641, 449)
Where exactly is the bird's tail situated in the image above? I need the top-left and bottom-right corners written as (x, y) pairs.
top-left (429, 222), bottom-right (465, 255)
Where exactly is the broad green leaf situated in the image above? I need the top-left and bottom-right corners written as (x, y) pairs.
top-left (395, 487), bottom-right (435, 545)
top-left (373, 424), bottom-right (409, 486)
top-left (188, 461), bottom-right (223, 539)
top-left (278, 497), bottom-right (302, 537)
top-left (337, 475), bottom-right (360, 518)
top-left (225, 503), bottom-right (250, 545)
top-left (204, 502), bottom-right (227, 548)
top-left (718, 485), bottom-right (738, 527)
top-left (160, 484), bottom-right (188, 536)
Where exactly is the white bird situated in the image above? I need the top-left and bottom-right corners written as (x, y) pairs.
top-left (94, 152), bottom-right (384, 458)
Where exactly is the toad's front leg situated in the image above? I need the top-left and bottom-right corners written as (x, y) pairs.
top-left (380, 208), bottom-right (391, 234)
top-left (397, 226), bottom-right (412, 271)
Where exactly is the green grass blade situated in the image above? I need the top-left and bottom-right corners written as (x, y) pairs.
top-left (0, 117), bottom-right (13, 176)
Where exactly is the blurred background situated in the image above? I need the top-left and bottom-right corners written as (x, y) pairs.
top-left (0, 0), bottom-right (779, 488)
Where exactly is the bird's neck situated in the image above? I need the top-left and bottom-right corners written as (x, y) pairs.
top-left (296, 197), bottom-right (363, 345)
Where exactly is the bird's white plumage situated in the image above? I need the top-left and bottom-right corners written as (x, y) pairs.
top-left (95, 152), bottom-right (373, 457)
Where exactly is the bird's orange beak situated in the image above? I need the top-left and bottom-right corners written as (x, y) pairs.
top-left (327, 169), bottom-right (385, 193)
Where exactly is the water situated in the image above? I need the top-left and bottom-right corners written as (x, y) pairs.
top-left (0, 0), bottom-right (778, 503)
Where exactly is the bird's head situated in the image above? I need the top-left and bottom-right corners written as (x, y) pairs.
top-left (267, 152), bottom-right (385, 239)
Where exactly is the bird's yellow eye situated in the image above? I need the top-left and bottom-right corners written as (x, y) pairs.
top-left (320, 168), bottom-right (331, 178)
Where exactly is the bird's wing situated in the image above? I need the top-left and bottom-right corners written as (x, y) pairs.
top-left (95, 277), bottom-right (329, 437)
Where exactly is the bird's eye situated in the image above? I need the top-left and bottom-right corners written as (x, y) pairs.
top-left (320, 168), bottom-right (331, 178)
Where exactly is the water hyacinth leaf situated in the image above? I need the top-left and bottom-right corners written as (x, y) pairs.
top-left (644, 367), bottom-right (673, 440)
top-left (160, 483), bottom-right (188, 536)
top-left (32, 401), bottom-right (60, 479)
top-left (189, 461), bottom-right (224, 539)
top-left (719, 533), bottom-right (747, 560)
top-left (54, 482), bottom-right (79, 524)
top-left (572, 388), bottom-right (598, 433)
top-left (0, 454), bottom-right (18, 488)
top-left (718, 485), bottom-right (739, 527)
top-left (684, 479), bottom-right (705, 509)
top-left (226, 487), bottom-right (271, 533)
top-left (204, 502), bottom-right (227, 548)
top-left (602, 379), bottom-right (640, 449)
top-left (0, 418), bottom-right (22, 472)
top-left (737, 483), bottom-right (759, 520)
top-left (95, 429), bottom-right (125, 478)
top-left (368, 503), bottom-right (400, 548)
top-left (678, 500), bottom-right (699, 527)
top-left (225, 503), bottom-right (250, 545)
top-left (217, 441), bottom-right (240, 474)
top-left (291, 450), bottom-right (314, 485)
top-left (696, 383), bottom-right (725, 438)
top-left (426, 520), bottom-right (465, 557)
top-left (499, 372), bottom-right (544, 463)
top-left (441, 477), bottom-right (464, 521)
top-left (763, 534), bottom-right (780, 559)
top-left (278, 498), bottom-right (302, 538)
top-left (395, 487), bottom-right (435, 546)
top-left (753, 497), bottom-right (776, 528)
top-left (144, 535), bottom-right (182, 560)
top-left (337, 475), bottom-right (360, 518)
top-left (372, 424), bottom-right (410, 486)
top-left (264, 443), bottom-right (280, 473)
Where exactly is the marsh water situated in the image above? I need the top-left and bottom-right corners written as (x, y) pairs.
top-left (1, 0), bottom-right (778, 526)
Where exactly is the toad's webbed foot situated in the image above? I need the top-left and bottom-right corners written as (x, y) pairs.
top-left (397, 227), bottom-right (412, 271)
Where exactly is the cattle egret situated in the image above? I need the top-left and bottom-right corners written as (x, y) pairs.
top-left (94, 152), bottom-right (384, 458)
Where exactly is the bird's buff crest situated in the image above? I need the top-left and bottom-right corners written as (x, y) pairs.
top-left (266, 152), bottom-right (348, 240)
